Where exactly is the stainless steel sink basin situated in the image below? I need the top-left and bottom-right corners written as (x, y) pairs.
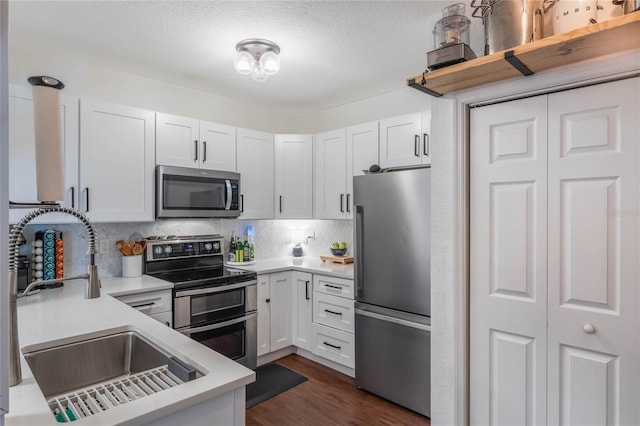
top-left (23, 329), bottom-right (180, 399)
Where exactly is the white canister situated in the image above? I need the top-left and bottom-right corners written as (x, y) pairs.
top-left (122, 255), bottom-right (142, 278)
top-left (553, 0), bottom-right (597, 34)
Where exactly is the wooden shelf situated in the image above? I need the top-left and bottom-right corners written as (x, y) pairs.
top-left (407, 12), bottom-right (640, 97)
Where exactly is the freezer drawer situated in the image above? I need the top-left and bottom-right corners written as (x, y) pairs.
top-left (355, 305), bottom-right (430, 417)
top-left (313, 292), bottom-right (354, 333)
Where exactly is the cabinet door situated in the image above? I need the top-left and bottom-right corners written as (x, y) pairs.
top-left (257, 274), bottom-right (270, 356)
top-left (379, 112), bottom-right (422, 168)
top-left (155, 112), bottom-right (200, 168)
top-left (314, 129), bottom-right (347, 219)
top-left (346, 121), bottom-right (379, 219)
top-left (9, 85), bottom-right (79, 223)
top-left (237, 128), bottom-right (274, 219)
top-left (470, 96), bottom-right (548, 426)
top-left (80, 99), bottom-right (155, 222)
top-left (199, 121), bottom-right (236, 172)
top-left (292, 272), bottom-right (313, 351)
top-left (546, 78), bottom-right (639, 426)
top-left (274, 134), bottom-right (313, 219)
top-left (269, 271), bottom-right (293, 351)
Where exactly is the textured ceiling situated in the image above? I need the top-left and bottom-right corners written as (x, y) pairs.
top-left (9, 1), bottom-right (451, 114)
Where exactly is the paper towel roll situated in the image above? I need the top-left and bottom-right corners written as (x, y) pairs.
top-left (32, 83), bottom-right (64, 202)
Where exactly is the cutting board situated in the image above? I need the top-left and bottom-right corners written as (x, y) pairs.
top-left (320, 255), bottom-right (354, 264)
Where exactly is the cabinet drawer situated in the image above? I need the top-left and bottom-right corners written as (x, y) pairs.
top-left (313, 292), bottom-right (354, 333)
top-left (115, 289), bottom-right (172, 316)
top-left (313, 275), bottom-right (354, 300)
top-left (311, 323), bottom-right (354, 369)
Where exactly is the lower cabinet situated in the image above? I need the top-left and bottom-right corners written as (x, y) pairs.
top-left (257, 272), bottom-right (293, 356)
top-left (310, 274), bottom-right (355, 369)
top-left (114, 289), bottom-right (173, 328)
top-left (292, 271), bottom-right (313, 351)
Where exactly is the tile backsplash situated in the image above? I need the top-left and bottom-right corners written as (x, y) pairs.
top-left (17, 219), bottom-right (353, 277)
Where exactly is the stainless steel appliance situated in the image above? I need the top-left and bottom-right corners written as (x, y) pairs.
top-left (427, 3), bottom-right (476, 70)
top-left (353, 167), bottom-right (431, 417)
top-left (143, 235), bottom-right (258, 370)
top-left (156, 165), bottom-right (240, 218)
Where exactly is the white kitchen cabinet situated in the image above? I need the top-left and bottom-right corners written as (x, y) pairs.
top-left (80, 99), bottom-right (155, 222)
top-left (314, 122), bottom-right (378, 220)
top-left (310, 274), bottom-right (355, 368)
top-left (156, 112), bottom-right (236, 172)
top-left (274, 134), bottom-right (313, 219)
top-left (114, 289), bottom-right (173, 328)
top-left (256, 272), bottom-right (293, 356)
top-left (8, 85), bottom-right (79, 223)
top-left (379, 111), bottom-right (430, 168)
top-left (470, 78), bottom-right (639, 425)
top-left (292, 271), bottom-right (313, 351)
top-left (236, 128), bottom-right (274, 219)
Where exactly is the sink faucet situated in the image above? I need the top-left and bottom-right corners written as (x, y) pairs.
top-left (7, 206), bottom-right (101, 387)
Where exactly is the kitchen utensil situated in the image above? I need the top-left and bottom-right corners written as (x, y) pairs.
top-left (115, 240), bottom-right (124, 250)
top-left (132, 243), bottom-right (143, 255)
top-left (121, 244), bottom-right (134, 256)
top-left (553, 0), bottom-right (597, 34)
top-left (472, 0), bottom-right (548, 54)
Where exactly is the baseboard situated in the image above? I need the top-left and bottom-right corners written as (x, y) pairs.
top-left (257, 346), bottom-right (355, 378)
top-left (294, 348), bottom-right (355, 378)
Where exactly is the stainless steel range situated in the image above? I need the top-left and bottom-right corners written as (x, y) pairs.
top-left (143, 235), bottom-right (257, 370)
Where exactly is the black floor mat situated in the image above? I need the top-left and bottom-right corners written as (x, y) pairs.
top-left (246, 363), bottom-right (308, 408)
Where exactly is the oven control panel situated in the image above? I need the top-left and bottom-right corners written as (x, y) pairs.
top-left (146, 238), bottom-right (223, 261)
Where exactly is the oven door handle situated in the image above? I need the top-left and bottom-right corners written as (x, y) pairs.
top-left (179, 312), bottom-right (258, 335)
top-left (174, 279), bottom-right (257, 298)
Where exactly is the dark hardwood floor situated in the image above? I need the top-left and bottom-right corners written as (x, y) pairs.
top-left (246, 354), bottom-right (430, 426)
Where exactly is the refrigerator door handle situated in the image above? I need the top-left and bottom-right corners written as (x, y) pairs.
top-left (355, 308), bottom-right (431, 332)
top-left (355, 205), bottom-right (364, 296)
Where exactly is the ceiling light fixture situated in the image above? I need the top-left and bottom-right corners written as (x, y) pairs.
top-left (233, 38), bottom-right (281, 82)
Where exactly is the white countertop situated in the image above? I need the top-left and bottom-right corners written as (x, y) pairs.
top-left (226, 256), bottom-right (354, 279)
top-left (6, 277), bottom-right (254, 426)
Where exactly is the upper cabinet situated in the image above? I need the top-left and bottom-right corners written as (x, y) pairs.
top-left (237, 128), bottom-right (275, 219)
top-left (314, 121), bottom-right (378, 219)
top-left (379, 111), bottom-right (430, 168)
top-left (275, 134), bottom-right (313, 219)
top-left (156, 112), bottom-right (236, 172)
top-left (80, 99), bottom-right (156, 222)
top-left (8, 85), bottom-right (79, 223)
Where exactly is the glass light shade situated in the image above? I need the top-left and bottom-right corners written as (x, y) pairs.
top-left (233, 51), bottom-right (255, 75)
top-left (251, 66), bottom-right (269, 82)
top-left (259, 51), bottom-right (281, 75)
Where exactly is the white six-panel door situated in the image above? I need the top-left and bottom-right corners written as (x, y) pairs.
top-left (470, 95), bottom-right (549, 426)
top-left (546, 78), bottom-right (639, 426)
top-left (471, 77), bottom-right (639, 425)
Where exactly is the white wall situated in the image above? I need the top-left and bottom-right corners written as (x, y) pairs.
top-left (9, 46), bottom-right (302, 134)
top-left (0, 0), bottom-right (9, 421)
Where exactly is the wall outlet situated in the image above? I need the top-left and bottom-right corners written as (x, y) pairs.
top-left (99, 239), bottom-right (110, 255)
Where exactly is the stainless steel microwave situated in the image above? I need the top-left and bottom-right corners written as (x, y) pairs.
top-left (156, 165), bottom-right (240, 218)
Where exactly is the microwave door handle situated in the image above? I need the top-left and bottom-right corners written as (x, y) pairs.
top-left (225, 179), bottom-right (232, 210)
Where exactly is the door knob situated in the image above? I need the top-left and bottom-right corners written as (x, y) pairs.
top-left (583, 323), bottom-right (596, 334)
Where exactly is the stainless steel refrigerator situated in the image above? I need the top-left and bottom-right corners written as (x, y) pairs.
top-left (353, 167), bottom-right (431, 417)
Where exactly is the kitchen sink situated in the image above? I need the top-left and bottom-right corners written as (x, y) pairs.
top-left (22, 328), bottom-right (203, 422)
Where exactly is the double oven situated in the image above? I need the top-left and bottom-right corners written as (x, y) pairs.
top-left (144, 235), bottom-right (257, 369)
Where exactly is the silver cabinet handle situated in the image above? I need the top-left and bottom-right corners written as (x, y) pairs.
top-left (414, 135), bottom-right (420, 157)
top-left (194, 140), bottom-right (198, 161)
top-left (423, 133), bottom-right (429, 156)
top-left (583, 323), bottom-right (596, 334)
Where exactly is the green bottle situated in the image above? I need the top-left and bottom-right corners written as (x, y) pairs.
top-left (243, 238), bottom-right (250, 262)
top-left (236, 237), bottom-right (243, 262)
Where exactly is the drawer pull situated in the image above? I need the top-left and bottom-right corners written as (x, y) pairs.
top-left (323, 341), bottom-right (341, 350)
top-left (325, 284), bottom-right (342, 290)
top-left (324, 309), bottom-right (343, 316)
